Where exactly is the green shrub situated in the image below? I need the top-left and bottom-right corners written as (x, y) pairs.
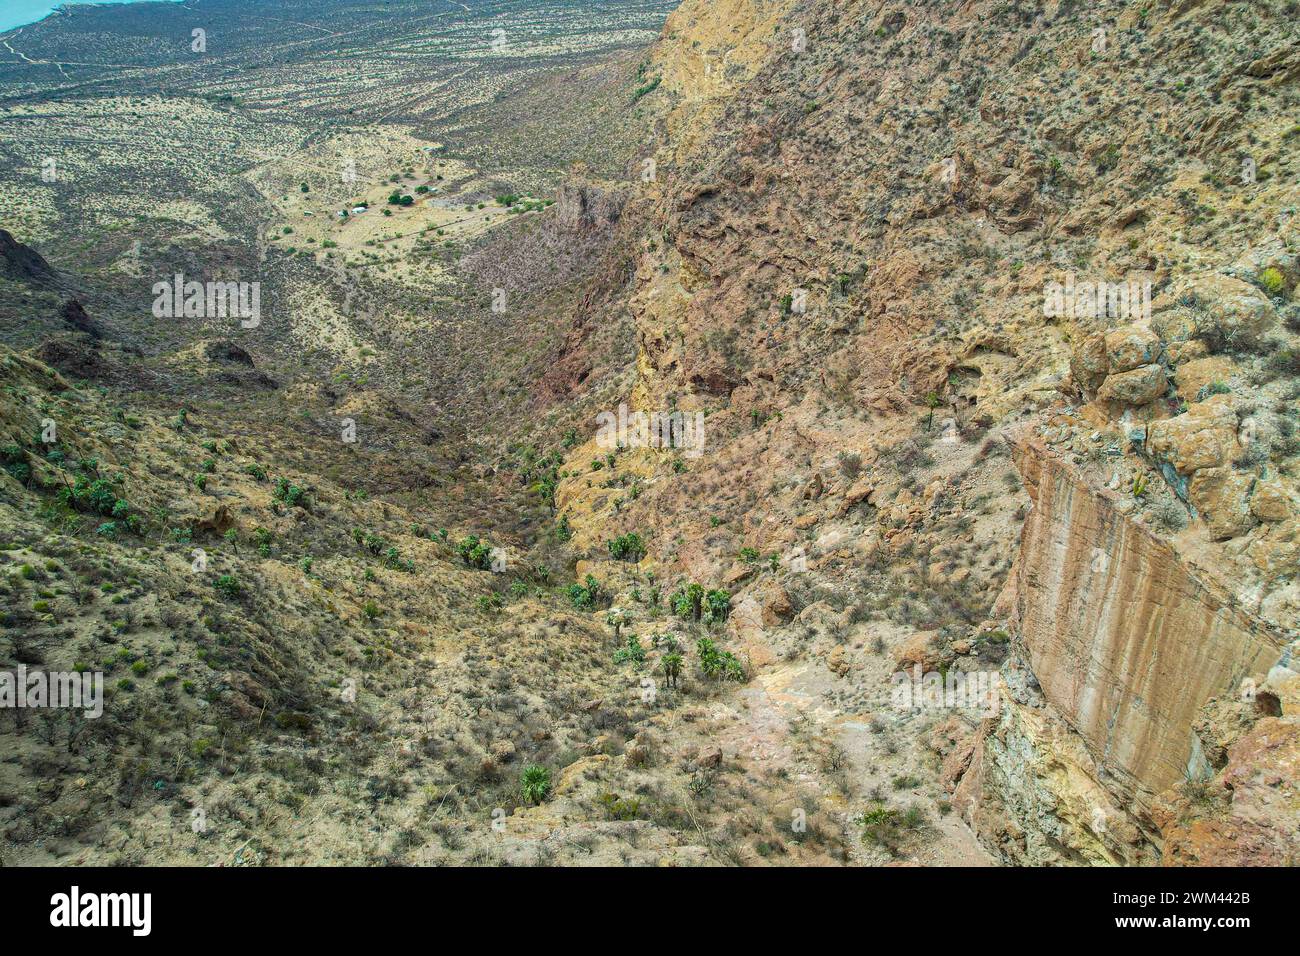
top-left (607, 532), bottom-right (646, 562)
top-left (857, 802), bottom-right (928, 852)
top-left (568, 574), bottom-right (602, 610)
top-left (613, 634), bottom-right (646, 665)
top-left (704, 589), bottom-right (732, 624)
top-left (456, 535), bottom-right (495, 570)
top-left (60, 476), bottom-right (120, 516)
top-left (697, 637), bottom-right (744, 681)
top-left (1259, 266), bottom-right (1286, 296)
top-left (597, 792), bottom-right (641, 820)
top-left (215, 574), bottom-right (241, 597)
top-left (632, 76), bottom-right (661, 101)
top-left (272, 477), bottom-right (308, 508)
top-left (383, 547), bottom-right (415, 573)
top-left (520, 765), bottom-right (551, 805)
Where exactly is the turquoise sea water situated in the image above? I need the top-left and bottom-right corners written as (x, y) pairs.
top-left (0, 1), bottom-right (182, 34)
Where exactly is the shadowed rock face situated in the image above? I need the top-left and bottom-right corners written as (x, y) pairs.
top-left (60, 299), bottom-right (99, 339)
top-left (0, 229), bottom-right (55, 283)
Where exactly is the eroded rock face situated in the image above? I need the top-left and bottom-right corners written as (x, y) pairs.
top-left (957, 675), bottom-right (1153, 866)
top-left (1153, 716), bottom-right (1300, 866)
top-left (963, 427), bottom-right (1290, 862)
top-left (1011, 429), bottom-right (1284, 795)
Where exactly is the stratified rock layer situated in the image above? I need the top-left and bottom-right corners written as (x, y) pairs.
top-left (1010, 427), bottom-right (1285, 797)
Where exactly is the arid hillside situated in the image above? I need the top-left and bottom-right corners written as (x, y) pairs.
top-left (2, 0), bottom-right (1298, 867)
top-left (528, 0), bottom-right (1300, 865)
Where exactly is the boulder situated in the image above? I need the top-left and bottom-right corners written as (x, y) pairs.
top-left (1175, 273), bottom-right (1277, 349)
top-left (1247, 519), bottom-right (1300, 577)
top-left (1069, 333), bottom-right (1109, 395)
top-left (758, 581), bottom-right (794, 625)
top-left (723, 562), bottom-right (756, 587)
top-left (1097, 363), bottom-right (1167, 405)
top-left (1152, 305), bottom-right (1199, 343)
top-left (1189, 467), bottom-right (1257, 540)
top-left (1173, 355), bottom-right (1236, 406)
top-left (1146, 398), bottom-right (1239, 475)
top-left (1250, 480), bottom-right (1298, 523)
top-left (892, 631), bottom-right (941, 672)
top-left (1104, 325), bottom-right (1160, 372)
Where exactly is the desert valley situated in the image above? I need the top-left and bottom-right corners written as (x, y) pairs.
top-left (0, 0), bottom-right (1297, 872)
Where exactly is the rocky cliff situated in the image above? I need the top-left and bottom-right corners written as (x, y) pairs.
top-left (540, 0), bottom-right (1300, 864)
top-left (956, 424), bottom-right (1294, 864)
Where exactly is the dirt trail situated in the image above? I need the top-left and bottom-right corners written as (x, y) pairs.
top-left (726, 602), bottom-right (994, 866)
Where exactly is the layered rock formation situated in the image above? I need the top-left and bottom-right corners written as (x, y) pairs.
top-left (955, 425), bottom-right (1293, 864)
top-left (1011, 428), bottom-right (1285, 798)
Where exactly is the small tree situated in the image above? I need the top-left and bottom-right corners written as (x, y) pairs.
top-left (662, 651), bottom-right (683, 688)
top-left (924, 392), bottom-right (940, 431)
top-left (613, 633), bottom-right (646, 665)
top-left (607, 532), bottom-right (646, 562)
top-left (606, 609), bottom-right (631, 640)
top-left (697, 637), bottom-right (744, 681)
top-left (672, 582), bottom-right (705, 621)
top-left (704, 589), bottom-right (731, 624)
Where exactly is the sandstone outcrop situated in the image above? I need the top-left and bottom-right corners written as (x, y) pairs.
top-left (958, 425), bottom-right (1294, 863)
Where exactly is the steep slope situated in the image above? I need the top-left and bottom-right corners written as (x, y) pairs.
top-left (532, 0), bottom-right (1300, 864)
top-left (0, 331), bottom-right (861, 865)
top-left (5, 0), bottom-right (1299, 868)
